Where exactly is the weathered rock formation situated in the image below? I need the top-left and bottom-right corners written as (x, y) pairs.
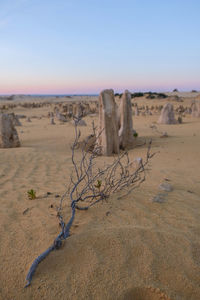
top-left (195, 94), bottom-right (200, 101)
top-left (135, 106), bottom-right (139, 116)
top-left (97, 89), bottom-right (119, 156)
top-left (72, 104), bottom-right (77, 117)
top-left (50, 117), bottom-right (55, 125)
top-left (185, 107), bottom-right (192, 114)
top-left (9, 113), bottom-right (22, 126)
top-left (80, 134), bottom-right (96, 152)
top-left (118, 90), bottom-right (134, 149)
top-left (69, 104), bottom-right (73, 115)
top-left (26, 117), bottom-right (31, 122)
top-left (0, 113), bottom-right (20, 148)
top-left (74, 103), bottom-right (84, 118)
top-left (72, 119), bottom-right (87, 127)
top-left (191, 101), bottom-right (200, 117)
top-left (157, 103), bottom-right (177, 124)
top-left (56, 112), bottom-right (67, 122)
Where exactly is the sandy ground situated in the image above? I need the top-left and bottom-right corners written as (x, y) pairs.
top-left (0, 95), bottom-right (200, 300)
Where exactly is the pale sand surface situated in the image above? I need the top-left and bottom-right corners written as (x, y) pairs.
top-left (0, 96), bottom-right (200, 300)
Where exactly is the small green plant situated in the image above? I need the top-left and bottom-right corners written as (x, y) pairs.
top-left (133, 132), bottom-right (138, 138)
top-left (27, 189), bottom-right (36, 200)
top-left (94, 180), bottom-right (102, 191)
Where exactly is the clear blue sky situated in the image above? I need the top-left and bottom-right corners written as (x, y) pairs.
top-left (0, 0), bottom-right (200, 94)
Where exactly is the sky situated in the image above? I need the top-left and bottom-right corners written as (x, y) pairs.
top-left (0, 0), bottom-right (200, 94)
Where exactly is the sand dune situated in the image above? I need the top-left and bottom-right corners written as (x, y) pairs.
top-left (0, 96), bottom-right (200, 300)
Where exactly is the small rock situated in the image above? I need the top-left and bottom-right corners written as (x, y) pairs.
top-left (164, 178), bottom-right (170, 181)
top-left (134, 157), bottom-right (143, 167)
top-left (187, 190), bottom-right (194, 194)
top-left (159, 182), bottom-right (173, 192)
top-left (135, 157), bottom-right (142, 163)
top-left (72, 119), bottom-right (87, 126)
top-left (50, 117), bottom-right (55, 125)
top-left (55, 194), bottom-right (60, 198)
top-left (22, 208), bottom-right (30, 215)
top-left (152, 193), bottom-right (167, 203)
top-left (160, 132), bottom-right (168, 138)
top-left (150, 124), bottom-right (157, 129)
top-left (178, 116), bottom-right (182, 124)
top-left (17, 114), bottom-right (26, 119)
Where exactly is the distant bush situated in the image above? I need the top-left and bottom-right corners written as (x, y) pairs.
top-left (7, 95), bottom-right (15, 100)
top-left (146, 94), bottom-right (156, 99)
top-left (157, 93), bottom-right (168, 99)
top-left (145, 92), bottom-right (168, 99)
top-left (115, 93), bottom-right (123, 98)
top-left (115, 91), bottom-right (168, 99)
top-left (173, 89), bottom-right (178, 92)
top-left (191, 90), bottom-right (197, 93)
top-left (115, 92), bottom-right (145, 98)
top-left (131, 92), bottom-right (144, 98)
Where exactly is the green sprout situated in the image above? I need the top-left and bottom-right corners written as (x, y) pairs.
top-left (27, 189), bottom-right (36, 200)
top-left (94, 180), bottom-right (102, 191)
top-left (133, 132), bottom-right (138, 138)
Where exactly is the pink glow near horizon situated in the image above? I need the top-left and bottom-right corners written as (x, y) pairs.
top-left (0, 72), bottom-right (199, 95)
top-left (0, 82), bottom-right (199, 95)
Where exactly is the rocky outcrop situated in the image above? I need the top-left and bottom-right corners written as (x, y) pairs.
top-left (9, 113), bottom-right (22, 126)
top-left (50, 117), bottom-right (55, 125)
top-left (97, 89), bottom-right (119, 156)
top-left (134, 106), bottom-right (139, 116)
top-left (191, 101), bottom-right (200, 117)
top-left (158, 103), bottom-right (177, 124)
top-left (75, 103), bottom-right (84, 118)
top-left (0, 113), bottom-right (20, 148)
top-left (56, 112), bottom-right (67, 122)
top-left (72, 119), bottom-right (87, 126)
top-left (118, 90), bottom-right (134, 149)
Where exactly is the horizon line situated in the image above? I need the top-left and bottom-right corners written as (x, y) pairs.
top-left (0, 89), bottom-right (199, 96)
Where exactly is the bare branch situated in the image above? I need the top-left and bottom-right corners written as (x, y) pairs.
top-left (25, 117), bottom-right (155, 288)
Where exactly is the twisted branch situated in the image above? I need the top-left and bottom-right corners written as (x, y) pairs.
top-left (25, 117), bottom-right (154, 287)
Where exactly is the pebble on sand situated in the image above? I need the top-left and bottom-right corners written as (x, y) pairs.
top-left (159, 182), bottom-right (173, 192)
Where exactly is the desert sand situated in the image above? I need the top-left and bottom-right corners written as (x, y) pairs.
top-left (0, 93), bottom-right (200, 300)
